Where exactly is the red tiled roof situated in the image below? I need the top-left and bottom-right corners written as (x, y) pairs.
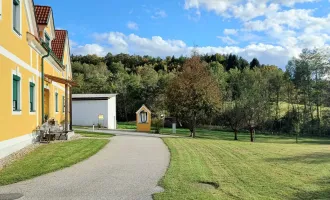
top-left (52, 30), bottom-right (67, 61)
top-left (34, 5), bottom-right (51, 24)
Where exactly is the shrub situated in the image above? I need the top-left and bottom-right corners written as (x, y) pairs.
top-left (152, 118), bottom-right (163, 134)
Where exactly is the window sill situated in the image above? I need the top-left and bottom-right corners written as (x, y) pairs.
top-left (12, 110), bottom-right (22, 115)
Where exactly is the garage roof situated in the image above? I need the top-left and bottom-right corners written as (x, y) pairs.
top-left (72, 94), bottom-right (117, 100)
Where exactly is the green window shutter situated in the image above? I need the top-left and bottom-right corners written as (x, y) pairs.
top-left (30, 83), bottom-right (34, 112)
top-left (13, 79), bottom-right (18, 111)
top-left (13, 74), bottom-right (20, 81)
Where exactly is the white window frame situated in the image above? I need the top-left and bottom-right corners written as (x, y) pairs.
top-left (12, 68), bottom-right (22, 115)
top-left (55, 89), bottom-right (59, 114)
top-left (12, 0), bottom-right (22, 38)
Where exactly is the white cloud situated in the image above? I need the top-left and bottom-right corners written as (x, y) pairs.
top-left (71, 32), bottom-right (305, 67)
top-left (224, 29), bottom-right (238, 35)
top-left (183, 0), bottom-right (329, 66)
top-left (71, 44), bottom-right (110, 56)
top-left (152, 10), bottom-right (167, 19)
top-left (217, 36), bottom-right (239, 45)
top-left (184, 0), bottom-right (318, 21)
top-left (231, 2), bottom-right (279, 21)
top-left (127, 21), bottom-right (139, 30)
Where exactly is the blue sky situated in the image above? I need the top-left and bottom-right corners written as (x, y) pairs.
top-left (35, 0), bottom-right (330, 68)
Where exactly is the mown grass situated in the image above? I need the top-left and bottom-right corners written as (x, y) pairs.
top-left (75, 130), bottom-right (114, 138)
top-left (117, 121), bottom-right (137, 130)
top-left (0, 139), bottom-right (109, 186)
top-left (155, 137), bottom-right (330, 200)
top-left (161, 127), bottom-right (330, 145)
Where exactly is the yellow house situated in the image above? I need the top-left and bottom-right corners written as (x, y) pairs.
top-left (0, 1), bottom-right (74, 159)
top-left (136, 105), bottom-right (152, 132)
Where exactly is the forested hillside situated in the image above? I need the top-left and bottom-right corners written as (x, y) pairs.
top-left (71, 49), bottom-right (330, 137)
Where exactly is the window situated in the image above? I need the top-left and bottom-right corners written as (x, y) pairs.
top-left (55, 92), bottom-right (58, 112)
top-left (29, 83), bottom-right (35, 112)
top-left (62, 96), bottom-right (65, 113)
top-left (45, 33), bottom-right (50, 47)
top-left (13, 75), bottom-right (20, 111)
top-left (139, 111), bottom-right (147, 123)
top-left (13, 0), bottom-right (20, 34)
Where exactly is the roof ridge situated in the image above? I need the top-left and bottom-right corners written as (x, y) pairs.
top-left (34, 5), bottom-right (52, 8)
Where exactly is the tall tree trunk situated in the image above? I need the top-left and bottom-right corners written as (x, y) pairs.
top-left (249, 126), bottom-right (254, 142)
top-left (234, 129), bottom-right (238, 140)
top-left (191, 114), bottom-right (197, 138)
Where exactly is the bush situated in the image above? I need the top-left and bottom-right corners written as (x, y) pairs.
top-left (152, 118), bottom-right (163, 134)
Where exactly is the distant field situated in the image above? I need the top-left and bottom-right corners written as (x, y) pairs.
top-left (155, 135), bottom-right (330, 200)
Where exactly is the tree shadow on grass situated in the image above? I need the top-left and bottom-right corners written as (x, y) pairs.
top-left (288, 177), bottom-right (330, 200)
top-left (161, 128), bottom-right (330, 145)
top-left (265, 152), bottom-right (330, 165)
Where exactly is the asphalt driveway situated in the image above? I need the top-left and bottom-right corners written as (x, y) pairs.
top-left (0, 134), bottom-right (170, 200)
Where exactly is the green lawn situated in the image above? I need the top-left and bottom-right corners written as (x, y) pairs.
top-left (117, 121), bottom-right (137, 130)
top-left (155, 135), bottom-right (330, 200)
top-left (0, 139), bottom-right (109, 186)
top-left (75, 130), bottom-right (114, 138)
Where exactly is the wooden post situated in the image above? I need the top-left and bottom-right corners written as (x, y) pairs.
top-left (65, 84), bottom-right (69, 132)
top-left (69, 86), bottom-right (73, 131)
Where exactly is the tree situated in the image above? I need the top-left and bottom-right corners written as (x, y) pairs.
top-left (223, 104), bottom-right (246, 140)
top-left (224, 68), bottom-right (246, 140)
top-left (286, 48), bottom-right (330, 135)
top-left (241, 68), bottom-right (269, 142)
top-left (225, 54), bottom-right (239, 71)
top-left (250, 58), bottom-right (260, 69)
top-left (166, 56), bottom-right (222, 138)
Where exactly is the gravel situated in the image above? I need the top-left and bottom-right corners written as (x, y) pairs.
top-left (0, 144), bottom-right (40, 170)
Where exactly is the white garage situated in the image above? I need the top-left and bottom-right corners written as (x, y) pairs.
top-left (72, 94), bottom-right (117, 129)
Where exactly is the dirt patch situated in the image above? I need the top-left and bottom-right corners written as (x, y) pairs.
top-left (197, 181), bottom-right (219, 189)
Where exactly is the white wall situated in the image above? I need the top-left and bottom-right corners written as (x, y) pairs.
top-left (108, 96), bottom-right (117, 129)
top-left (0, 132), bottom-right (38, 159)
top-left (72, 100), bottom-right (109, 128)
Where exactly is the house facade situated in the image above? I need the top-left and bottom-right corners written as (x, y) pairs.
top-left (0, 0), bottom-right (74, 159)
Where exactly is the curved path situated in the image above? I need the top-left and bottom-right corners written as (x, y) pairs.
top-left (0, 133), bottom-right (170, 200)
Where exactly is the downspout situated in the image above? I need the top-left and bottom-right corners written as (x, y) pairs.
top-left (41, 45), bottom-right (50, 123)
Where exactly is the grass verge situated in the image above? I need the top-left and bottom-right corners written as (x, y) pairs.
top-left (75, 130), bottom-right (114, 138)
top-left (155, 137), bottom-right (330, 200)
top-left (0, 139), bottom-right (109, 186)
top-left (117, 121), bottom-right (137, 130)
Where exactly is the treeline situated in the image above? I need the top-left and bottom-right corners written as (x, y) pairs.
top-left (71, 49), bottom-right (330, 138)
